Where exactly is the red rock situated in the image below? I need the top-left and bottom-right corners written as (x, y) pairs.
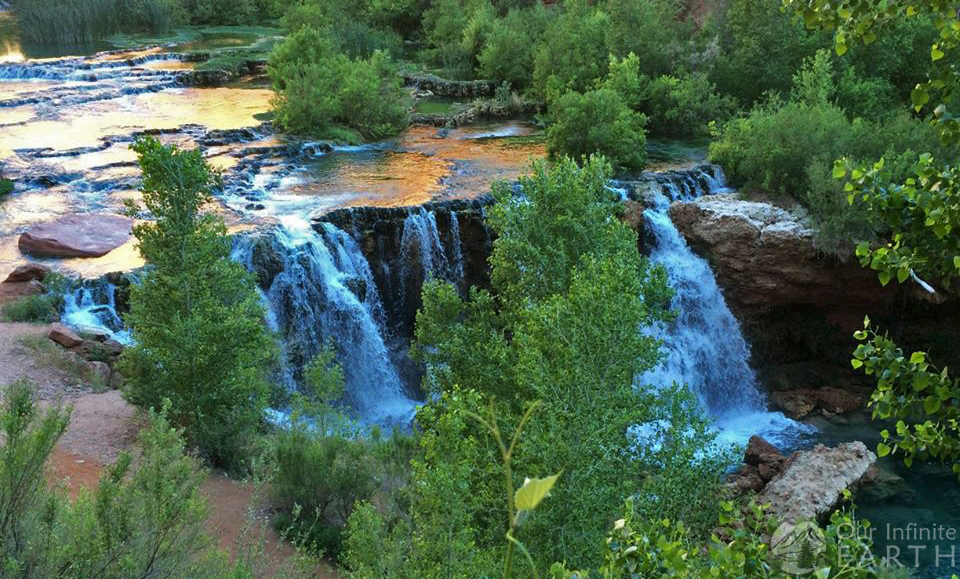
top-left (3, 263), bottom-right (51, 283)
top-left (744, 435), bottom-right (784, 466)
top-left (769, 390), bottom-right (817, 420)
top-left (815, 387), bottom-right (864, 414)
top-left (48, 323), bottom-right (82, 348)
top-left (18, 214), bottom-right (132, 258)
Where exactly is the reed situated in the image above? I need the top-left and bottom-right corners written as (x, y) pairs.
top-left (15, 0), bottom-right (176, 44)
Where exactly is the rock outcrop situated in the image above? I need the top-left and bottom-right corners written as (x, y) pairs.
top-left (403, 73), bottom-right (496, 98)
top-left (668, 194), bottom-right (887, 319)
top-left (18, 214), bottom-right (133, 258)
top-left (760, 441), bottom-right (876, 523)
top-left (48, 323), bottom-right (83, 348)
top-left (730, 435), bottom-right (787, 492)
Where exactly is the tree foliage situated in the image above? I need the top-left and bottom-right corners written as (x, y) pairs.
top-left (119, 137), bottom-right (273, 470)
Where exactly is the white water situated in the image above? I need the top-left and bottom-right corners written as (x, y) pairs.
top-left (62, 281), bottom-right (132, 344)
top-left (640, 168), bottom-right (810, 449)
top-left (243, 217), bottom-right (417, 428)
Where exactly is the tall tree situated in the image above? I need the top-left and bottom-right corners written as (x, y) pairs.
top-left (119, 137), bottom-right (273, 470)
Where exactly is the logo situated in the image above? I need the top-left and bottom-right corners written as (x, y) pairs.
top-left (771, 521), bottom-right (827, 575)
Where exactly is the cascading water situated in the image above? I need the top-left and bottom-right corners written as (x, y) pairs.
top-left (640, 166), bottom-right (808, 448)
top-left (400, 208), bottom-right (466, 294)
top-left (61, 278), bottom-right (132, 344)
top-left (236, 217), bottom-right (418, 428)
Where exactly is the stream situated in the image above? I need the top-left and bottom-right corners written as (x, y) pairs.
top-left (1, 15), bottom-right (954, 576)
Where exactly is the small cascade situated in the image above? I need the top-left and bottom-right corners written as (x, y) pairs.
top-left (400, 208), bottom-right (465, 293)
top-left (61, 277), bottom-right (132, 344)
top-left (640, 165), bottom-right (807, 448)
top-left (237, 218), bottom-right (417, 428)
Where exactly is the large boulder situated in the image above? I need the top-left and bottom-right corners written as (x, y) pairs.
top-left (3, 263), bottom-right (51, 283)
top-left (19, 214), bottom-right (133, 258)
top-left (760, 441), bottom-right (876, 523)
top-left (48, 323), bottom-right (83, 348)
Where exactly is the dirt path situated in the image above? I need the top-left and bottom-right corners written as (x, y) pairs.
top-left (0, 320), bottom-right (336, 578)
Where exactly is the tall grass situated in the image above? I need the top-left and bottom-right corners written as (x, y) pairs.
top-left (15, 0), bottom-right (177, 44)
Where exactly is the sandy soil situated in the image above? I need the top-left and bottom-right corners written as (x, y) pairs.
top-left (0, 319), bottom-right (335, 578)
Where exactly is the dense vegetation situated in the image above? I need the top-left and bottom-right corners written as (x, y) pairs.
top-left (13, 0), bottom-right (282, 43)
top-left (12, 0), bottom-right (960, 575)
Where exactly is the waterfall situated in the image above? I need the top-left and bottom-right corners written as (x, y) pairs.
top-left (238, 217), bottom-right (417, 428)
top-left (640, 166), bottom-right (807, 448)
top-left (61, 277), bottom-right (132, 344)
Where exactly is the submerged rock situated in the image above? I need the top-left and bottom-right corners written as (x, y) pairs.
top-left (19, 214), bottom-right (133, 258)
top-left (760, 441), bottom-right (876, 523)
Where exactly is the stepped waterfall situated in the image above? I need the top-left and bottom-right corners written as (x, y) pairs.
top-left (59, 165), bottom-right (804, 443)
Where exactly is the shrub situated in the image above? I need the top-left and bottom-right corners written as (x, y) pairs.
top-left (605, 0), bottom-right (686, 77)
top-left (272, 346), bottom-right (381, 559)
top-left (0, 179), bottom-right (12, 198)
top-left (269, 26), bottom-right (409, 140)
top-left (0, 379), bottom-right (253, 579)
top-left (546, 88), bottom-right (647, 173)
top-left (478, 6), bottom-right (551, 90)
top-left (119, 137), bottom-right (273, 471)
top-left (532, 0), bottom-right (611, 99)
top-left (0, 294), bottom-right (59, 323)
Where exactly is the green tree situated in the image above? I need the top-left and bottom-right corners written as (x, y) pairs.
top-left (546, 88), bottom-right (648, 173)
top-left (345, 157), bottom-right (725, 574)
top-left (532, 0), bottom-right (611, 99)
top-left (269, 26), bottom-right (409, 141)
top-left (119, 137), bottom-right (273, 470)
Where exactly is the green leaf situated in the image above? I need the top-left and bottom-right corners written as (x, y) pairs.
top-left (953, 256), bottom-right (960, 271)
top-left (832, 162), bottom-right (847, 179)
top-left (878, 270), bottom-right (892, 286)
top-left (897, 267), bottom-right (909, 283)
top-left (910, 351), bottom-right (926, 365)
top-left (932, 45), bottom-right (945, 61)
top-left (912, 88), bottom-right (929, 111)
top-left (515, 473), bottom-right (561, 511)
top-left (877, 443), bottom-right (891, 457)
top-left (924, 396), bottom-right (942, 414)
top-left (852, 359), bottom-right (864, 369)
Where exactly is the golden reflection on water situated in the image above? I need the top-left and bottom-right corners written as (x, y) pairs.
top-left (0, 87), bottom-right (273, 154)
top-left (296, 122), bottom-right (547, 209)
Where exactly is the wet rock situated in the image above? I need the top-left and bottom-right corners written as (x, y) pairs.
top-left (858, 463), bottom-right (914, 503)
top-left (249, 234), bottom-right (285, 290)
top-left (19, 214), bottom-right (133, 258)
top-left (403, 73), bottom-right (496, 98)
top-left (48, 323), bottom-right (82, 348)
top-left (769, 390), bottom-right (818, 420)
top-left (760, 441), bottom-right (876, 524)
top-left (731, 465), bottom-right (765, 492)
top-left (816, 387), bottom-right (865, 414)
top-left (4, 263), bottom-right (50, 283)
top-left (745, 435), bottom-right (785, 466)
top-left (343, 275), bottom-right (367, 303)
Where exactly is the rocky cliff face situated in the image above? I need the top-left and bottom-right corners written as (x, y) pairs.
top-left (668, 194), bottom-right (889, 322)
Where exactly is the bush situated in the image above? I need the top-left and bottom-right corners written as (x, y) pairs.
top-left (0, 294), bottom-right (59, 324)
top-left (477, 6), bottom-right (551, 90)
top-left (269, 26), bottom-right (409, 140)
top-left (605, 0), bottom-right (686, 77)
top-left (546, 88), bottom-right (647, 173)
top-left (119, 137), bottom-right (273, 471)
top-left (0, 179), bottom-right (13, 198)
top-left (272, 346), bottom-right (381, 559)
top-left (0, 379), bottom-right (252, 579)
